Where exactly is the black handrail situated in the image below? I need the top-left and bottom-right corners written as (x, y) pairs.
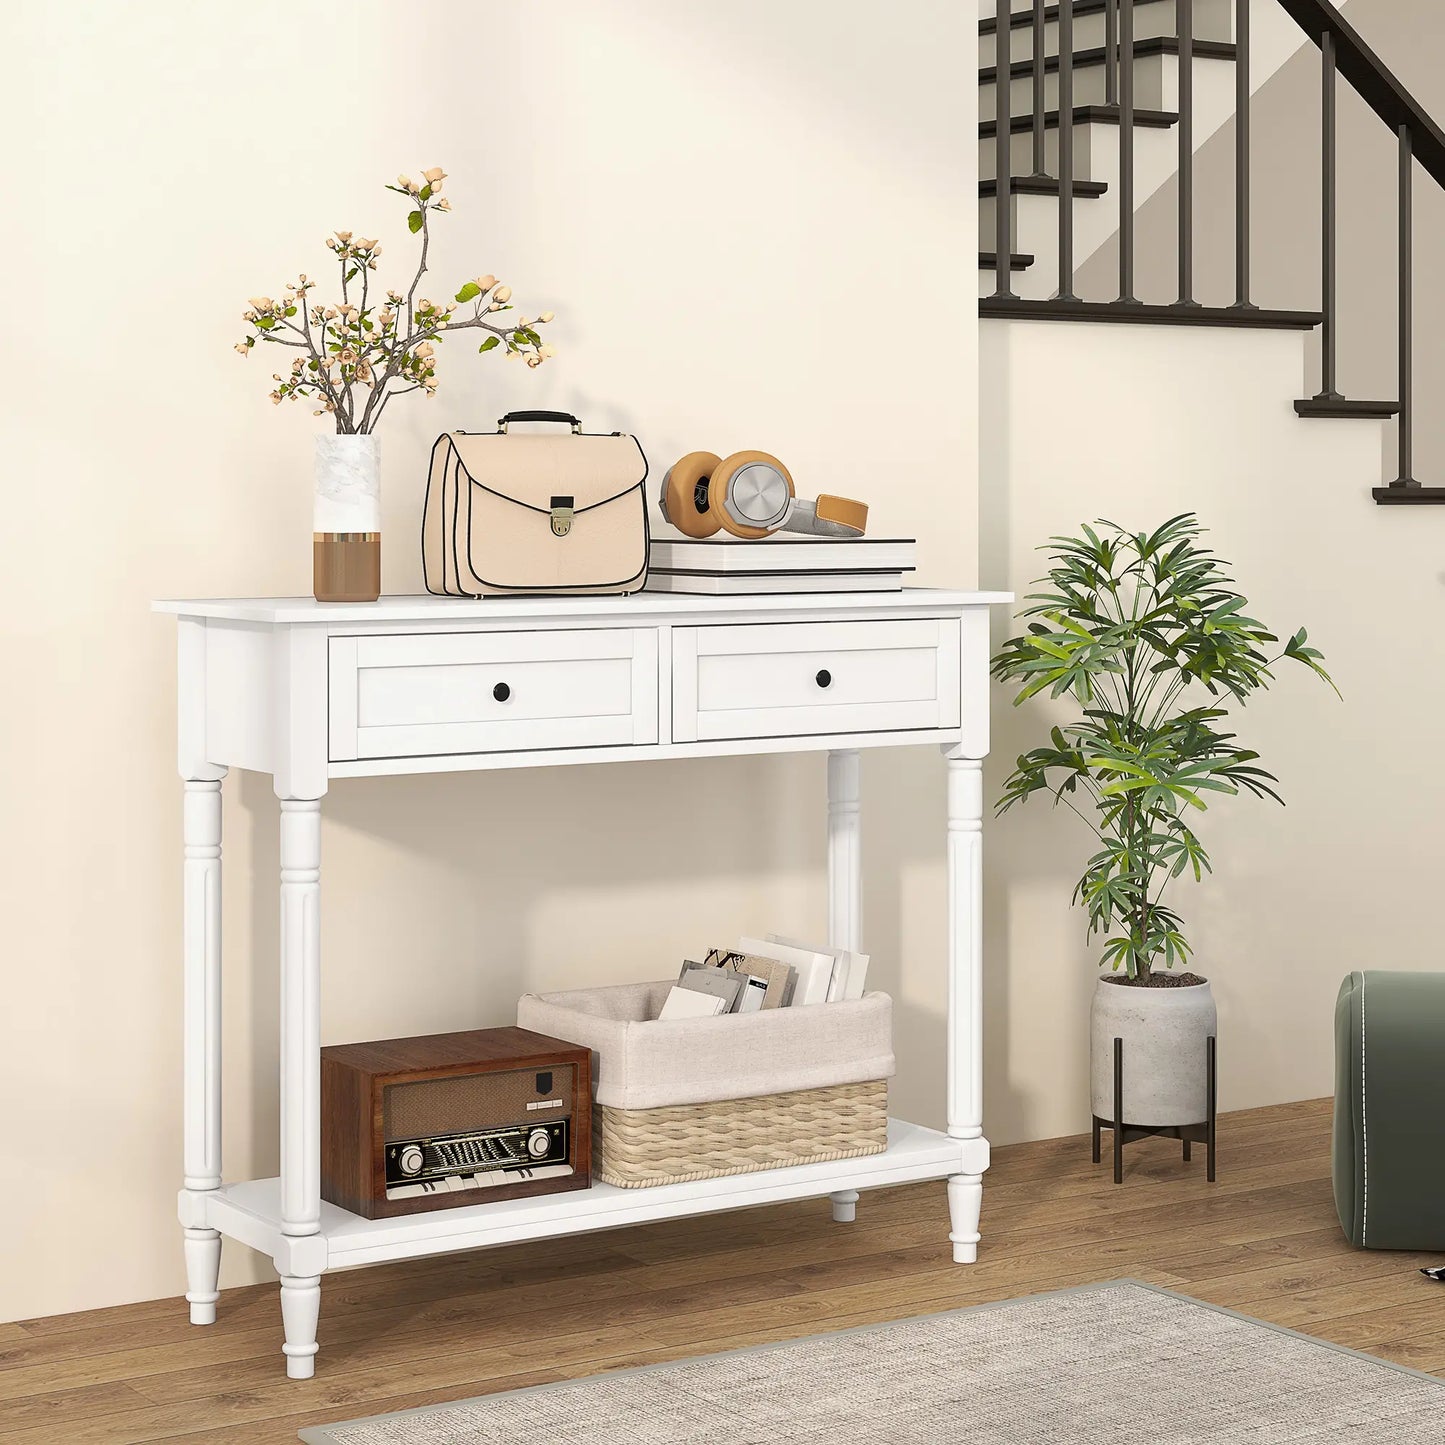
top-left (1275, 0), bottom-right (1445, 187)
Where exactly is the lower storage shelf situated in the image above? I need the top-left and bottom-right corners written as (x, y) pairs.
top-left (207, 1119), bottom-right (965, 1271)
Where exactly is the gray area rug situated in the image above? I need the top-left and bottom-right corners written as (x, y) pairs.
top-left (299, 1280), bottom-right (1445, 1444)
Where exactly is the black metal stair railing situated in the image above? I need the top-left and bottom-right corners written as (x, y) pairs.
top-left (979, 0), bottom-right (1445, 501)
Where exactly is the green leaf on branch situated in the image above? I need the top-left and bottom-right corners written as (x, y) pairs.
top-left (284, 306), bottom-right (297, 317)
top-left (256, 317), bottom-right (275, 330)
top-left (345, 267), bottom-right (358, 283)
top-left (455, 282), bottom-right (482, 303)
top-left (478, 336), bottom-right (500, 353)
top-left (408, 210), bottom-right (424, 234)
top-left (419, 184), bottom-right (432, 201)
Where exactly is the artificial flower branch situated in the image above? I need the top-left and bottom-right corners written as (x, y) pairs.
top-left (236, 167), bottom-right (555, 434)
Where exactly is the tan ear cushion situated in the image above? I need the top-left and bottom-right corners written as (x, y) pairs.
top-left (814, 494), bottom-right (869, 536)
top-left (661, 452), bottom-right (724, 538)
top-left (709, 450), bottom-right (794, 539)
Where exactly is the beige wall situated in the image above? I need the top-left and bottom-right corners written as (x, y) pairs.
top-left (981, 316), bottom-right (1445, 1146)
top-left (0, 1), bottom-right (976, 1321)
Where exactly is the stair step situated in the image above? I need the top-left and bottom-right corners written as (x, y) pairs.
top-left (979, 252), bottom-right (1036, 271)
top-left (979, 0), bottom-right (1178, 37)
top-left (980, 36), bottom-right (1237, 86)
top-left (980, 176), bottom-right (1108, 198)
top-left (979, 105), bottom-right (1178, 139)
top-left (1373, 485), bottom-right (1445, 504)
top-left (981, 298), bottom-right (1324, 329)
top-left (1294, 398), bottom-right (1401, 419)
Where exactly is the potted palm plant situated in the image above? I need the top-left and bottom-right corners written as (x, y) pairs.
top-left (990, 515), bottom-right (1334, 1136)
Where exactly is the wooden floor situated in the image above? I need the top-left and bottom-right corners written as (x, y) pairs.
top-left (5, 1097), bottom-right (1444, 1443)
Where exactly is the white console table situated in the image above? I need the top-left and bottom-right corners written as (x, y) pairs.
top-left (155, 588), bottom-right (1008, 1378)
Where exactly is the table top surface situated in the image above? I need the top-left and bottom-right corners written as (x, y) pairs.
top-left (153, 589), bottom-right (1014, 625)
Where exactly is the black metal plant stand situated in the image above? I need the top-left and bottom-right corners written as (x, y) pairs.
top-left (1092, 1036), bottom-right (1217, 1184)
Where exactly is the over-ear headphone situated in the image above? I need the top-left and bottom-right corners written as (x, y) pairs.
top-left (659, 450), bottom-right (868, 540)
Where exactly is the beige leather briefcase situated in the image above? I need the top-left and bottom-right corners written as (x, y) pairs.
top-left (423, 411), bottom-right (649, 597)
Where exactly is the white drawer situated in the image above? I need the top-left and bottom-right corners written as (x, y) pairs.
top-left (329, 629), bottom-right (659, 761)
top-left (671, 619), bottom-right (961, 743)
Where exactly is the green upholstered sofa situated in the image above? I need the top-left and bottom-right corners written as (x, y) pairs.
top-left (1334, 971), bottom-right (1445, 1250)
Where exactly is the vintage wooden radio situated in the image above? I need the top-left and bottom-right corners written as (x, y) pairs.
top-left (321, 1027), bottom-right (592, 1219)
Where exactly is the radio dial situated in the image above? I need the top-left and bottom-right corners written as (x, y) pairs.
top-left (527, 1127), bottom-right (550, 1159)
top-left (398, 1144), bottom-right (425, 1176)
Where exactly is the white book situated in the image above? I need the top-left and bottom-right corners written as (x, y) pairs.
top-left (649, 536), bottom-right (917, 574)
top-left (735, 975), bottom-right (769, 1013)
top-left (644, 571), bottom-right (904, 596)
top-left (840, 949), bottom-right (870, 1000)
top-left (658, 985), bottom-right (729, 1021)
top-left (760, 933), bottom-right (870, 1002)
top-left (738, 934), bottom-right (837, 1007)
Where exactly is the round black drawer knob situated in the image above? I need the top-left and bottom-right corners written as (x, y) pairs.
top-left (493, 682), bottom-right (511, 702)
top-left (815, 669), bottom-right (832, 689)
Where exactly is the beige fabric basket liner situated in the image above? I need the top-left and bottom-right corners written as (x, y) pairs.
top-left (517, 980), bottom-right (895, 1110)
top-left (517, 981), bottom-right (894, 1188)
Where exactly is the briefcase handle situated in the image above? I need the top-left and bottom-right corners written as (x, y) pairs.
top-left (497, 410), bottom-right (582, 434)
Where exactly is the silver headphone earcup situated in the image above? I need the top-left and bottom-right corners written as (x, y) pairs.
top-left (724, 462), bottom-right (793, 530)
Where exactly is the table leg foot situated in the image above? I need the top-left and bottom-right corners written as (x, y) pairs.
top-left (183, 1227), bottom-right (220, 1326)
top-left (830, 1189), bottom-right (859, 1223)
top-left (280, 1274), bottom-right (321, 1379)
top-left (948, 1174), bottom-right (982, 1263)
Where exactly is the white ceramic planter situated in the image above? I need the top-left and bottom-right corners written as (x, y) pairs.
top-left (314, 433), bottom-right (381, 531)
top-left (1089, 975), bottom-right (1216, 1127)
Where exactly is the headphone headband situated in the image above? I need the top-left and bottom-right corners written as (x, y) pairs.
top-left (783, 496), bottom-right (870, 538)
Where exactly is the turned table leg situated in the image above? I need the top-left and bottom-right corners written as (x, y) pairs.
top-left (180, 773), bottom-right (226, 1325)
top-left (828, 750), bottom-right (863, 1228)
top-left (944, 749), bottom-right (989, 1263)
top-left (278, 797), bottom-right (324, 1378)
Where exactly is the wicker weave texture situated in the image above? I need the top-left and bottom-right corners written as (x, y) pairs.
top-left (595, 1078), bottom-right (888, 1187)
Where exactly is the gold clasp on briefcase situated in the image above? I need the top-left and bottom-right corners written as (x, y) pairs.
top-left (549, 495), bottom-right (575, 537)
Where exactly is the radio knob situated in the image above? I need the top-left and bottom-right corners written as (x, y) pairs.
top-left (398, 1144), bottom-right (424, 1176)
top-left (527, 1128), bottom-right (550, 1159)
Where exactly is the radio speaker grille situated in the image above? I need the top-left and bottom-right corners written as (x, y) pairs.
top-left (384, 1064), bottom-right (575, 1140)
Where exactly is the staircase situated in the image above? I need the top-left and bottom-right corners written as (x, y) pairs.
top-left (976, 0), bottom-right (1445, 501)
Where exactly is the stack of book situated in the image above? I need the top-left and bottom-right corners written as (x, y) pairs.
top-left (657, 934), bottom-right (870, 1020)
top-left (645, 537), bottom-right (916, 596)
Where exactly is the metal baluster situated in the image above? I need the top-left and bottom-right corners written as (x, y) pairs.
top-left (1393, 124), bottom-right (1417, 486)
top-left (1118, 0), bottom-right (1137, 301)
top-left (1031, 0), bottom-right (1048, 177)
top-left (1105, 0), bottom-right (1119, 106)
top-left (1058, 0), bottom-right (1078, 299)
top-left (993, 2), bottom-right (1016, 299)
top-left (1314, 31), bottom-right (1341, 400)
top-left (1177, 0), bottom-right (1196, 304)
top-left (1233, 0), bottom-right (1254, 308)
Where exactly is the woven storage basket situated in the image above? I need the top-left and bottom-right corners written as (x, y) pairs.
top-left (518, 980), bottom-right (894, 1188)
top-left (596, 1078), bottom-right (887, 1187)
